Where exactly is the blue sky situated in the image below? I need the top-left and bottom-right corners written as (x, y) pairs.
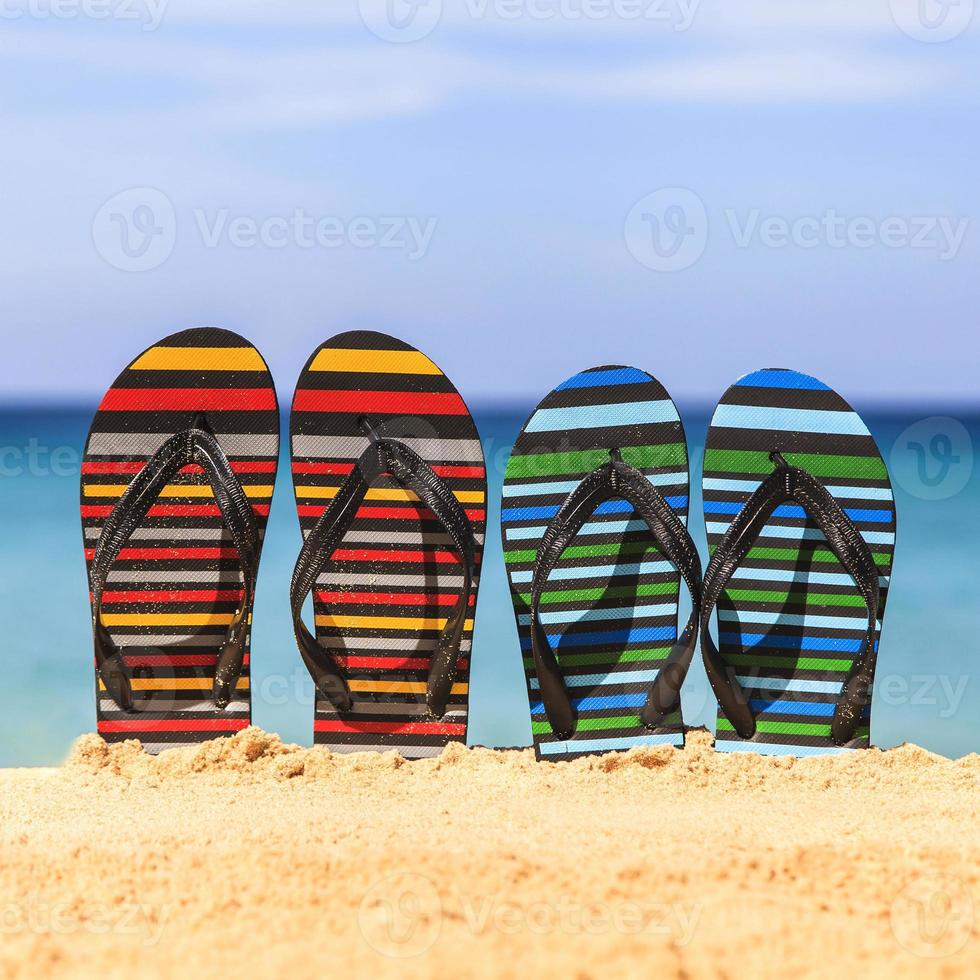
top-left (1, 0), bottom-right (978, 406)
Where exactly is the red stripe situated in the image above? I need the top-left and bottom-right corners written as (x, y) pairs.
top-left (329, 549), bottom-right (462, 565)
top-left (81, 504), bottom-right (270, 518)
top-left (84, 547), bottom-right (239, 561)
top-left (296, 505), bottom-right (484, 522)
top-left (314, 720), bottom-right (466, 736)
top-left (82, 461), bottom-right (276, 475)
top-left (292, 462), bottom-right (485, 479)
top-left (99, 719), bottom-right (250, 733)
top-left (100, 589), bottom-right (243, 604)
top-left (336, 655), bottom-right (468, 671)
top-left (293, 389), bottom-right (466, 416)
top-left (314, 591), bottom-right (473, 607)
top-left (122, 654), bottom-right (250, 668)
top-left (99, 387), bottom-right (276, 412)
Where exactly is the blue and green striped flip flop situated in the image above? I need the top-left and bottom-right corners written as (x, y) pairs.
top-left (701, 368), bottom-right (897, 756)
top-left (501, 366), bottom-right (702, 761)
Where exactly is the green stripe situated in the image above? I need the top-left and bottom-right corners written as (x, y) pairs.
top-left (522, 646), bottom-right (672, 669)
top-left (505, 540), bottom-right (659, 565)
top-left (519, 582), bottom-right (679, 606)
top-left (724, 589), bottom-right (867, 608)
top-left (717, 719), bottom-right (870, 738)
top-left (532, 712), bottom-right (682, 735)
top-left (708, 545), bottom-right (892, 568)
top-left (704, 449), bottom-right (887, 480)
top-left (722, 654), bottom-right (853, 672)
top-left (507, 443), bottom-right (686, 479)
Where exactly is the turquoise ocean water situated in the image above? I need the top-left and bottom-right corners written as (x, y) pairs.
top-left (0, 406), bottom-right (976, 766)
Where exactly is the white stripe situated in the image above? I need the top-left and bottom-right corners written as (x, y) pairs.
top-left (292, 435), bottom-right (483, 463)
top-left (703, 477), bottom-right (891, 500)
top-left (99, 699), bottom-right (249, 713)
top-left (539, 733), bottom-right (682, 755)
top-left (717, 609), bottom-right (874, 630)
top-left (531, 668), bottom-right (661, 690)
top-left (104, 570), bottom-right (245, 584)
top-left (519, 602), bottom-right (674, 626)
top-left (503, 473), bottom-right (685, 498)
top-left (714, 741), bottom-right (846, 757)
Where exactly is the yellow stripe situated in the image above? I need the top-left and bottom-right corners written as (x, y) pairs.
top-left (99, 678), bottom-right (250, 692)
top-left (295, 486), bottom-right (484, 504)
top-left (309, 348), bottom-right (441, 376)
top-left (85, 484), bottom-right (274, 499)
top-left (130, 346), bottom-right (266, 371)
top-left (347, 680), bottom-right (468, 695)
top-left (100, 613), bottom-right (236, 627)
top-left (315, 615), bottom-right (475, 631)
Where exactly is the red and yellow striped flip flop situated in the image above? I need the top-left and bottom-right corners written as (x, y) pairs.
top-left (80, 327), bottom-right (279, 752)
top-left (289, 331), bottom-right (486, 757)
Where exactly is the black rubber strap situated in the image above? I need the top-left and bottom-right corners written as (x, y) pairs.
top-left (529, 450), bottom-right (702, 740)
top-left (701, 452), bottom-right (881, 746)
top-left (291, 424), bottom-right (478, 719)
top-left (90, 415), bottom-right (260, 713)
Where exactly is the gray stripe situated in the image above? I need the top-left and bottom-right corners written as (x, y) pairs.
top-left (104, 570), bottom-right (245, 584)
top-left (97, 633), bottom-right (227, 646)
top-left (292, 435), bottom-right (483, 463)
top-left (88, 527), bottom-right (262, 542)
top-left (319, 743), bottom-right (457, 758)
top-left (99, 699), bottom-right (249, 713)
top-left (316, 572), bottom-right (465, 588)
top-left (314, 637), bottom-right (472, 653)
top-left (337, 529), bottom-right (485, 546)
top-left (87, 432), bottom-right (278, 457)
top-left (315, 702), bottom-right (468, 718)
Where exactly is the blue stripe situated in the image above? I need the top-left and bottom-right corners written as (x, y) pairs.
top-left (503, 496), bottom-right (688, 522)
top-left (556, 367), bottom-right (652, 390)
top-left (531, 693), bottom-right (648, 714)
top-left (749, 698), bottom-right (834, 717)
top-left (520, 626), bottom-right (677, 650)
top-left (734, 369), bottom-right (830, 391)
top-left (703, 501), bottom-right (892, 524)
top-left (719, 632), bottom-right (865, 653)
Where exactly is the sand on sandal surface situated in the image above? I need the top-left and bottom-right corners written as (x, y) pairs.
top-left (0, 727), bottom-right (976, 979)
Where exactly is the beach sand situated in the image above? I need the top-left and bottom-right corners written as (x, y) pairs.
top-left (0, 727), bottom-right (976, 978)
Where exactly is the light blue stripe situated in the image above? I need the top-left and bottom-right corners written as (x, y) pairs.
top-left (509, 559), bottom-right (673, 584)
top-left (504, 472), bottom-right (685, 498)
top-left (728, 566), bottom-right (890, 588)
top-left (539, 733), bottom-right (683, 755)
top-left (705, 522), bottom-right (895, 545)
top-left (736, 675), bottom-right (842, 694)
top-left (712, 404), bottom-right (868, 436)
top-left (713, 740), bottom-right (846, 757)
top-left (718, 609), bottom-right (872, 630)
top-left (507, 518), bottom-right (647, 541)
top-left (734, 369), bottom-right (830, 391)
top-left (703, 477), bottom-right (892, 500)
top-left (525, 399), bottom-right (677, 433)
top-left (519, 602), bottom-right (674, 627)
top-left (704, 501), bottom-right (892, 524)
top-left (531, 669), bottom-right (661, 690)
